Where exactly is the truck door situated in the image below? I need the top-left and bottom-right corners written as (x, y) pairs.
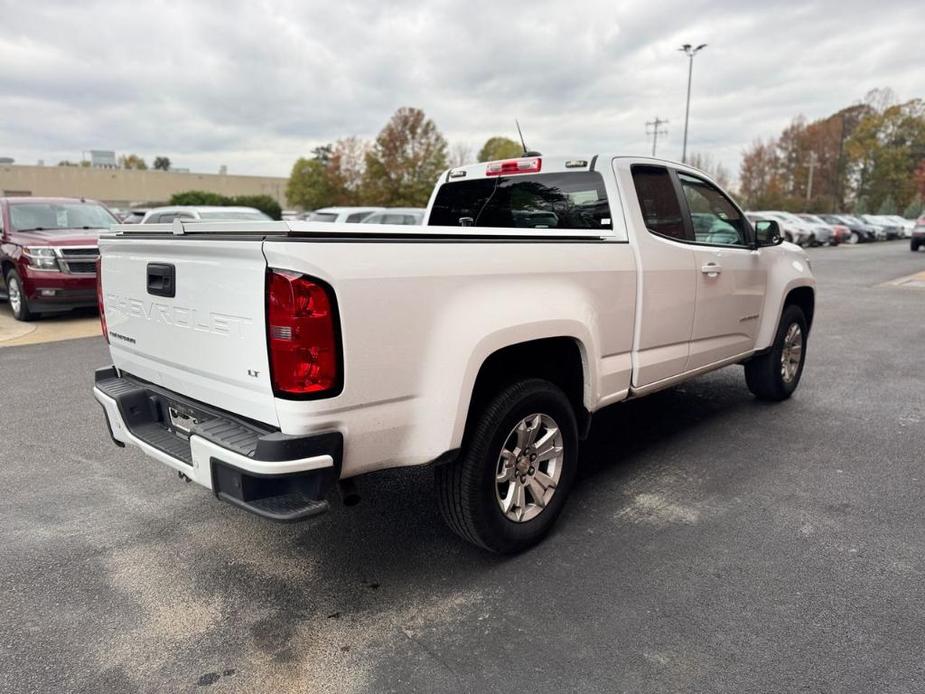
top-left (625, 164), bottom-right (698, 387)
top-left (674, 171), bottom-right (767, 370)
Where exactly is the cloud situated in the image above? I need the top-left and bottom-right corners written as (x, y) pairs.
top-left (0, 0), bottom-right (921, 182)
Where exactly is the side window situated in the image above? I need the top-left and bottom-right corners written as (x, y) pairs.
top-left (630, 166), bottom-right (688, 240)
top-left (677, 173), bottom-right (749, 247)
top-left (156, 213), bottom-right (177, 223)
top-left (346, 212), bottom-right (370, 223)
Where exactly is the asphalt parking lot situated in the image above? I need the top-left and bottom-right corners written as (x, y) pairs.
top-left (2, 241), bottom-right (924, 693)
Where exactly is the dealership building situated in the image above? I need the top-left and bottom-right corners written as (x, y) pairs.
top-left (0, 163), bottom-right (289, 209)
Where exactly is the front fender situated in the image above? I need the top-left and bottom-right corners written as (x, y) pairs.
top-left (755, 249), bottom-right (816, 351)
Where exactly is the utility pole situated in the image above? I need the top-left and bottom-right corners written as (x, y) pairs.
top-left (646, 117), bottom-right (669, 157)
top-left (806, 151), bottom-right (818, 203)
top-left (679, 43), bottom-right (707, 163)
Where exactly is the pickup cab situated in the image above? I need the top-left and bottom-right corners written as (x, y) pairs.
top-left (1, 197), bottom-right (118, 321)
top-left (92, 155), bottom-right (815, 553)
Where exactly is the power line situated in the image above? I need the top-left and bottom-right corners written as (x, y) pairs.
top-left (646, 116), bottom-right (669, 157)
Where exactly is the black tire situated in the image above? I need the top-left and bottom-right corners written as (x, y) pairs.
top-left (745, 304), bottom-right (808, 402)
top-left (913, 240), bottom-right (921, 252)
top-left (435, 379), bottom-right (578, 553)
top-left (4, 269), bottom-right (37, 321)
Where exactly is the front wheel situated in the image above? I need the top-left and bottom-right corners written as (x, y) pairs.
top-left (435, 379), bottom-right (578, 553)
top-left (745, 305), bottom-right (808, 401)
top-left (848, 232), bottom-right (859, 244)
top-left (5, 270), bottom-right (37, 321)
top-left (913, 240), bottom-right (921, 252)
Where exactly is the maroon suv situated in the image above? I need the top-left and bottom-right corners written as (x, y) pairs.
top-left (0, 197), bottom-right (118, 321)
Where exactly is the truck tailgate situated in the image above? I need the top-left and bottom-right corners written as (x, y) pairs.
top-left (99, 236), bottom-right (278, 426)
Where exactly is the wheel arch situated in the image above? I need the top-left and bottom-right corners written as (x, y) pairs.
top-left (784, 285), bottom-right (815, 331)
top-left (460, 336), bottom-right (592, 446)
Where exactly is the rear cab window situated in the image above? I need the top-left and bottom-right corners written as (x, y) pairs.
top-left (630, 166), bottom-right (687, 240)
top-left (428, 171), bottom-right (612, 230)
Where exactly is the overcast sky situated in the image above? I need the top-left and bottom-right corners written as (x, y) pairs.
top-left (1, 0), bottom-right (922, 181)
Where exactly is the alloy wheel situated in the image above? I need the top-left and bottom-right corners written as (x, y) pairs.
top-left (494, 413), bottom-right (564, 523)
top-left (780, 323), bottom-right (803, 383)
top-left (8, 276), bottom-right (22, 315)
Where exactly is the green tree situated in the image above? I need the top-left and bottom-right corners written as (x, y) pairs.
top-left (286, 158), bottom-right (335, 211)
top-left (231, 194), bottom-right (281, 220)
top-left (877, 194), bottom-right (897, 215)
top-left (477, 136), bottom-right (522, 162)
top-left (363, 107), bottom-right (448, 206)
top-left (311, 144), bottom-right (333, 165)
top-left (170, 190), bottom-right (226, 206)
top-left (153, 156), bottom-right (171, 171)
top-left (904, 194), bottom-right (923, 219)
top-left (119, 154), bottom-right (148, 170)
top-left (168, 190), bottom-right (282, 219)
top-left (853, 196), bottom-right (870, 214)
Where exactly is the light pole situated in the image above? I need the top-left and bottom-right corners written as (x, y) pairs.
top-left (679, 43), bottom-right (707, 163)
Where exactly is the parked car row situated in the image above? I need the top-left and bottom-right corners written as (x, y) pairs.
top-left (746, 210), bottom-right (918, 246)
top-left (302, 206), bottom-right (425, 225)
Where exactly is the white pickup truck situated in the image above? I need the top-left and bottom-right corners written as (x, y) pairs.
top-left (93, 155), bottom-right (815, 552)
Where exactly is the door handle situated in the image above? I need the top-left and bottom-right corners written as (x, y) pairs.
top-left (701, 263), bottom-right (722, 276)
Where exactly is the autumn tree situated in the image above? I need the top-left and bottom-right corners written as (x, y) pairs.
top-left (738, 139), bottom-right (789, 210)
top-left (362, 107), bottom-right (448, 207)
top-left (119, 154), bottom-right (148, 170)
top-left (287, 137), bottom-right (371, 209)
top-left (477, 136), bottom-right (522, 162)
top-left (845, 96), bottom-right (925, 212)
top-left (325, 137), bottom-right (369, 205)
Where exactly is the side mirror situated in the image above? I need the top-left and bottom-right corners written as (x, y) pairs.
top-left (754, 220), bottom-right (783, 247)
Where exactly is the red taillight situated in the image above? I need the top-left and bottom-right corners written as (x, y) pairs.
top-left (486, 157), bottom-right (542, 176)
top-left (267, 270), bottom-right (340, 396)
top-left (96, 256), bottom-right (108, 343)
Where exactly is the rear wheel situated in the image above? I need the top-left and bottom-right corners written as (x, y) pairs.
top-left (745, 305), bottom-right (807, 401)
top-left (435, 379), bottom-right (578, 553)
top-left (5, 270), bottom-right (37, 322)
top-left (913, 240), bottom-right (921, 252)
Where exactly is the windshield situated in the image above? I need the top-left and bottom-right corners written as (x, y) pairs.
top-left (428, 172), bottom-right (612, 230)
top-left (198, 210), bottom-right (270, 221)
top-left (9, 202), bottom-right (117, 231)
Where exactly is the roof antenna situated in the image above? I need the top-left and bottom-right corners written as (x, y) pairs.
top-left (515, 119), bottom-right (541, 157)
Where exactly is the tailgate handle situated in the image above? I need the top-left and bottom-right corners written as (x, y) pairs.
top-left (147, 263), bottom-right (176, 298)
